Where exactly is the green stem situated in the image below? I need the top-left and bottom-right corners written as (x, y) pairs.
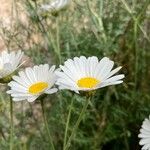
top-left (63, 97), bottom-right (74, 150)
top-left (64, 96), bottom-right (91, 150)
top-left (120, 0), bottom-right (150, 42)
top-left (0, 129), bottom-right (6, 140)
top-left (10, 98), bottom-right (13, 150)
top-left (40, 100), bottom-right (55, 150)
top-left (56, 17), bottom-right (61, 63)
top-left (134, 20), bottom-right (138, 89)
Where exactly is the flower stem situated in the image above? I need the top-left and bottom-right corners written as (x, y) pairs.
top-left (63, 97), bottom-right (74, 150)
top-left (56, 17), bottom-right (61, 63)
top-left (40, 100), bottom-right (55, 150)
top-left (64, 96), bottom-right (91, 150)
top-left (0, 129), bottom-right (6, 140)
top-left (10, 98), bottom-right (13, 150)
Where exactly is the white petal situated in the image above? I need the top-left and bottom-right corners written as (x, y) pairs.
top-left (59, 65), bottom-right (77, 81)
top-left (12, 96), bottom-right (29, 101)
top-left (142, 143), bottom-right (150, 150)
top-left (45, 88), bottom-right (58, 94)
top-left (142, 120), bottom-right (150, 131)
top-left (8, 81), bottom-right (27, 92)
top-left (104, 74), bottom-right (125, 83)
top-left (27, 96), bottom-right (39, 102)
top-left (99, 80), bottom-right (123, 88)
top-left (25, 67), bottom-right (37, 83)
top-left (7, 90), bottom-right (27, 94)
top-left (12, 75), bottom-right (29, 87)
top-left (56, 71), bottom-right (77, 86)
top-left (94, 57), bottom-right (109, 78)
top-left (139, 133), bottom-right (150, 138)
top-left (56, 78), bottom-right (77, 89)
top-left (64, 59), bottom-right (81, 79)
top-left (140, 138), bottom-right (150, 145)
top-left (106, 66), bottom-right (122, 79)
top-left (98, 60), bottom-right (114, 80)
top-left (10, 93), bottom-right (31, 97)
top-left (49, 65), bottom-right (56, 74)
top-left (89, 56), bottom-right (99, 77)
top-left (18, 71), bottom-right (32, 85)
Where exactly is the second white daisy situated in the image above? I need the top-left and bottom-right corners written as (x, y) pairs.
top-left (40, 0), bottom-right (71, 13)
top-left (56, 56), bottom-right (125, 93)
top-left (7, 64), bottom-right (57, 102)
top-left (0, 50), bottom-right (24, 82)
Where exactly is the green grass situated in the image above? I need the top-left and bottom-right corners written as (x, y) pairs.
top-left (0, 0), bottom-right (150, 149)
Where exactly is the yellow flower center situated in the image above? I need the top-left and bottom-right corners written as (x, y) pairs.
top-left (29, 82), bottom-right (48, 94)
top-left (77, 77), bottom-right (100, 88)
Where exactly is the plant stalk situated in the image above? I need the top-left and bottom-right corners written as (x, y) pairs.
top-left (64, 96), bottom-right (91, 150)
top-left (10, 98), bottom-right (13, 150)
top-left (40, 99), bottom-right (55, 150)
top-left (63, 97), bottom-right (74, 149)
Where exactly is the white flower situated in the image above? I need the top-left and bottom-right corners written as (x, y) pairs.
top-left (40, 0), bottom-right (71, 13)
top-left (7, 64), bottom-right (58, 102)
top-left (138, 116), bottom-right (150, 150)
top-left (55, 56), bottom-right (125, 93)
top-left (0, 50), bottom-right (24, 80)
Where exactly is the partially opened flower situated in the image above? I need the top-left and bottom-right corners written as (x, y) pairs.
top-left (138, 116), bottom-right (150, 150)
top-left (40, 0), bottom-right (71, 13)
top-left (7, 64), bottom-right (57, 102)
top-left (0, 50), bottom-right (24, 83)
top-left (56, 56), bottom-right (125, 93)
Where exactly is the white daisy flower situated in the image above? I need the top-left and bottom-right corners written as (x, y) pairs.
top-left (7, 64), bottom-right (58, 102)
top-left (0, 50), bottom-right (24, 82)
top-left (138, 116), bottom-right (150, 150)
top-left (56, 56), bottom-right (125, 93)
top-left (40, 0), bottom-right (71, 13)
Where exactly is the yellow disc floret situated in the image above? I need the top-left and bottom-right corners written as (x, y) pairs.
top-left (77, 77), bottom-right (100, 88)
top-left (29, 82), bottom-right (48, 94)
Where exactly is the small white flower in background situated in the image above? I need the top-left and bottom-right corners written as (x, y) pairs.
top-left (0, 50), bottom-right (24, 81)
top-left (55, 56), bottom-right (125, 93)
top-left (7, 64), bottom-right (58, 102)
top-left (138, 116), bottom-right (150, 150)
top-left (40, 0), bottom-right (71, 13)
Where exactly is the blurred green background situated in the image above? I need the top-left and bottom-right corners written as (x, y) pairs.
top-left (0, 0), bottom-right (150, 149)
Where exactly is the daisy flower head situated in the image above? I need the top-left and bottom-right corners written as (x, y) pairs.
top-left (40, 0), bottom-right (71, 14)
top-left (138, 116), bottom-right (150, 150)
top-left (0, 50), bottom-right (24, 83)
top-left (7, 64), bottom-right (58, 102)
top-left (56, 56), bottom-right (125, 93)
